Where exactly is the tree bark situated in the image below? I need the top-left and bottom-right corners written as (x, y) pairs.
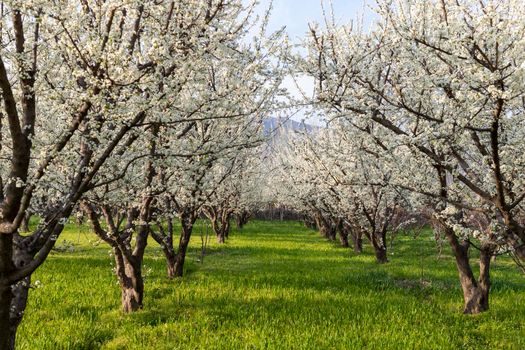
top-left (315, 213), bottom-right (336, 241)
top-left (150, 217), bottom-right (178, 279)
top-left (373, 244), bottom-right (388, 264)
top-left (20, 212), bottom-right (30, 233)
top-left (206, 207), bottom-right (231, 244)
top-left (337, 219), bottom-right (349, 248)
top-left (442, 225), bottom-right (491, 314)
top-left (369, 230), bottom-right (388, 264)
top-left (0, 283), bottom-right (15, 350)
top-left (236, 211), bottom-right (250, 230)
top-left (223, 216), bottom-right (231, 239)
top-left (303, 215), bottom-right (317, 230)
top-left (113, 248), bottom-right (144, 313)
top-left (174, 215), bottom-right (195, 277)
top-left (352, 231), bottom-right (363, 253)
top-left (166, 251), bottom-right (176, 279)
top-left (0, 234), bottom-right (32, 350)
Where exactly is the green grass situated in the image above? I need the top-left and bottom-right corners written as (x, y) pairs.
top-left (17, 220), bottom-right (525, 349)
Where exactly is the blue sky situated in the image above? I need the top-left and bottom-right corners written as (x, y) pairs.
top-left (252, 0), bottom-right (375, 40)
top-left (247, 1), bottom-right (376, 125)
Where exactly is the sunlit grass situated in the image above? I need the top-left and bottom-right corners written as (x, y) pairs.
top-left (17, 220), bottom-right (525, 349)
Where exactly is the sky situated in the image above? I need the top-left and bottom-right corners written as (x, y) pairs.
top-left (248, 1), bottom-right (376, 125)
top-left (253, 0), bottom-right (375, 40)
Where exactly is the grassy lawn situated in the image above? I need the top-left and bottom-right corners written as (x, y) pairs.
top-left (17, 220), bottom-right (525, 349)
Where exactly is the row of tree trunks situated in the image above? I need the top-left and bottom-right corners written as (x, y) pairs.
top-left (308, 213), bottom-right (365, 252)
top-left (314, 212), bottom-right (337, 241)
top-left (204, 206), bottom-right (233, 244)
top-left (303, 215), bottom-right (317, 230)
top-left (236, 211), bottom-right (250, 230)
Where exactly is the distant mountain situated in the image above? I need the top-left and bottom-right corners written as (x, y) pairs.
top-left (263, 117), bottom-right (317, 135)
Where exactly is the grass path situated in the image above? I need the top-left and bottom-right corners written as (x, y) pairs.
top-left (17, 221), bottom-right (525, 349)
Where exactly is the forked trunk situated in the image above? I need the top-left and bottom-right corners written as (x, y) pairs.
top-left (443, 225), bottom-right (492, 314)
top-left (209, 210), bottom-right (231, 244)
top-left (150, 219), bottom-right (178, 279)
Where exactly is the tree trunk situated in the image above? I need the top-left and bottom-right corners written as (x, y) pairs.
top-left (314, 213), bottom-right (326, 238)
top-left (373, 245), bottom-right (388, 264)
top-left (327, 225), bottom-right (337, 241)
top-left (0, 280), bottom-right (27, 350)
top-left (0, 233), bottom-right (15, 350)
top-left (224, 217), bottom-right (231, 239)
top-left (217, 232), bottom-right (226, 244)
top-left (370, 231), bottom-right (388, 263)
top-left (337, 220), bottom-right (349, 248)
top-left (174, 217), bottom-right (194, 277)
top-left (443, 225), bottom-right (491, 314)
top-left (0, 234), bottom-right (32, 350)
top-left (165, 249), bottom-right (176, 279)
top-left (0, 284), bottom-right (15, 350)
top-left (304, 216), bottom-right (317, 230)
top-left (339, 232), bottom-right (349, 248)
top-left (150, 219), bottom-right (177, 279)
top-left (113, 248), bottom-right (143, 313)
top-left (236, 211), bottom-right (250, 230)
top-left (352, 232), bottom-right (363, 253)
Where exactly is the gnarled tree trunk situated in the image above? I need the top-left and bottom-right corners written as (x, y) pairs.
top-left (113, 248), bottom-right (144, 312)
top-left (442, 224), bottom-right (493, 314)
top-left (83, 202), bottom-right (150, 313)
